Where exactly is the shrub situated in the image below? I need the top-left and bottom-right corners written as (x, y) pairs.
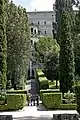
top-left (40, 89), bottom-right (60, 100)
top-left (36, 69), bottom-right (45, 77)
top-left (0, 94), bottom-right (26, 111)
top-left (36, 69), bottom-right (49, 93)
top-left (6, 90), bottom-right (27, 94)
top-left (75, 85), bottom-right (80, 114)
top-left (42, 92), bottom-right (62, 109)
top-left (59, 104), bottom-right (77, 110)
top-left (39, 77), bottom-right (49, 90)
top-left (49, 80), bottom-right (60, 89)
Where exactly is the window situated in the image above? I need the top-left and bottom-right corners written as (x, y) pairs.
top-left (38, 21), bottom-right (40, 25)
top-left (34, 29), bottom-right (36, 34)
top-left (38, 30), bottom-right (40, 35)
top-left (45, 31), bottom-right (46, 34)
top-left (44, 21), bottom-right (46, 25)
top-left (31, 28), bottom-right (33, 34)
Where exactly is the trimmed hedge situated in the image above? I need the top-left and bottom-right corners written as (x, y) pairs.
top-left (39, 77), bottom-right (49, 90)
top-left (40, 89), bottom-right (60, 100)
top-left (0, 94), bottom-right (26, 111)
top-left (42, 93), bottom-right (62, 109)
top-left (75, 85), bottom-right (80, 114)
top-left (59, 104), bottom-right (77, 110)
top-left (36, 69), bottom-right (49, 93)
top-left (41, 92), bottom-right (76, 110)
top-left (36, 69), bottom-right (45, 77)
top-left (6, 90), bottom-right (27, 94)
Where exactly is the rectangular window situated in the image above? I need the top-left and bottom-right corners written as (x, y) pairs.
top-left (38, 21), bottom-right (40, 25)
top-left (45, 31), bottom-right (46, 34)
top-left (44, 21), bottom-right (46, 25)
top-left (31, 28), bottom-right (33, 34)
top-left (34, 29), bottom-right (36, 34)
top-left (38, 30), bottom-right (40, 35)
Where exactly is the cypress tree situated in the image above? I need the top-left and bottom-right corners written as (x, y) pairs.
top-left (0, 0), bottom-right (7, 89)
top-left (59, 10), bottom-right (75, 93)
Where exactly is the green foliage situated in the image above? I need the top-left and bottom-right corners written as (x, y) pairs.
top-left (48, 80), bottom-right (60, 89)
top-left (39, 77), bottom-right (49, 90)
top-left (6, 1), bottom-right (30, 89)
top-left (42, 93), bottom-right (62, 109)
top-left (36, 37), bottom-right (59, 81)
top-left (0, 0), bottom-right (7, 89)
top-left (40, 89), bottom-right (60, 100)
top-left (0, 94), bottom-right (26, 110)
top-left (36, 69), bottom-right (45, 77)
top-left (59, 10), bottom-right (75, 93)
top-left (44, 52), bottom-right (59, 81)
top-left (74, 9), bottom-right (80, 77)
top-left (60, 104), bottom-right (77, 110)
top-left (41, 91), bottom-right (76, 110)
top-left (6, 90), bottom-right (27, 94)
top-left (75, 85), bottom-right (80, 113)
top-left (0, 94), bottom-right (6, 100)
top-left (36, 37), bottom-right (60, 63)
top-left (36, 69), bottom-right (49, 93)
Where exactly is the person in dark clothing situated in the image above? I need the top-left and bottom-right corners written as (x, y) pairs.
top-left (36, 94), bottom-right (39, 106)
top-left (30, 95), bottom-right (33, 106)
top-left (27, 95), bottom-right (29, 106)
top-left (33, 95), bottom-right (35, 106)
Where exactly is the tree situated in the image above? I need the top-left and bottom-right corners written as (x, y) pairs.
top-left (36, 37), bottom-right (59, 63)
top-left (36, 37), bottom-right (60, 81)
top-left (44, 52), bottom-right (59, 82)
top-left (0, 0), bottom-right (7, 89)
top-left (74, 9), bottom-right (80, 78)
top-left (59, 10), bottom-right (75, 93)
top-left (55, 0), bottom-right (75, 43)
top-left (6, 1), bottom-right (30, 89)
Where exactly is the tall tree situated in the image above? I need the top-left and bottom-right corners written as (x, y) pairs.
top-left (55, 0), bottom-right (74, 43)
top-left (74, 9), bottom-right (80, 78)
top-left (59, 10), bottom-right (75, 93)
top-left (36, 37), bottom-right (60, 81)
top-left (6, 1), bottom-right (30, 89)
top-left (0, 0), bottom-right (7, 89)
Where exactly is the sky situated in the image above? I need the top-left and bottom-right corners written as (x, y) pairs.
top-left (11, 0), bottom-right (56, 11)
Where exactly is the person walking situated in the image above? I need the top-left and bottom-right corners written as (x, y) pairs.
top-left (36, 94), bottom-right (39, 106)
top-left (30, 95), bottom-right (33, 106)
top-left (27, 95), bottom-right (29, 106)
top-left (33, 95), bottom-right (35, 106)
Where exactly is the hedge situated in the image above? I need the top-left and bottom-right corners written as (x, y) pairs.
top-left (6, 90), bottom-right (27, 94)
top-left (40, 89), bottom-right (60, 100)
top-left (0, 94), bottom-right (26, 111)
top-left (36, 69), bottom-right (49, 93)
top-left (39, 77), bottom-right (49, 90)
top-left (59, 104), bottom-right (77, 110)
top-left (41, 92), bottom-right (76, 110)
top-left (36, 69), bottom-right (45, 77)
top-left (42, 93), bottom-right (62, 109)
top-left (75, 85), bottom-right (80, 114)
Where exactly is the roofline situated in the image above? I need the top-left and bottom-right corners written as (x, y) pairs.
top-left (27, 11), bottom-right (54, 13)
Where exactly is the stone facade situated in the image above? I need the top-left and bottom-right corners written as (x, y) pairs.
top-left (27, 11), bottom-right (55, 37)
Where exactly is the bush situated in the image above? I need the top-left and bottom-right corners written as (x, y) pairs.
top-left (0, 94), bottom-right (26, 111)
top-left (42, 92), bottom-right (62, 109)
top-left (6, 90), bottom-right (27, 94)
top-left (39, 77), bottom-right (49, 90)
top-left (59, 104), bottom-right (77, 110)
top-left (36, 69), bottom-right (45, 77)
top-left (75, 85), bottom-right (80, 114)
top-left (40, 89), bottom-right (60, 100)
top-left (49, 80), bottom-right (60, 89)
top-left (36, 69), bottom-right (49, 93)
